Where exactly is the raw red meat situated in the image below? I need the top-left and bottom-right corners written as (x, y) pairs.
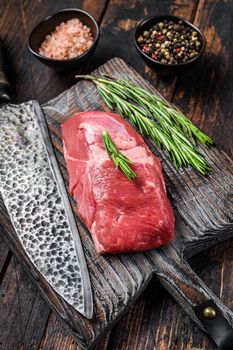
top-left (62, 111), bottom-right (174, 254)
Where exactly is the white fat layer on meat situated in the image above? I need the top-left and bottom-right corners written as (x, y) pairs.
top-left (79, 123), bottom-right (100, 143)
top-left (80, 116), bottom-right (129, 135)
top-left (143, 180), bottom-right (157, 193)
top-left (91, 224), bottom-right (105, 252)
top-left (79, 168), bottom-right (90, 216)
top-left (91, 219), bottom-right (96, 232)
top-left (63, 141), bottom-right (67, 159)
top-left (145, 180), bottom-right (156, 188)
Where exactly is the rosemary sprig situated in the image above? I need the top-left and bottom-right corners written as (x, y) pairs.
top-left (116, 79), bottom-right (213, 147)
top-left (76, 75), bottom-right (212, 175)
top-left (102, 130), bottom-right (137, 180)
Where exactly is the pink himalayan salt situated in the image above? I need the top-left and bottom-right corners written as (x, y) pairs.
top-left (39, 18), bottom-right (94, 60)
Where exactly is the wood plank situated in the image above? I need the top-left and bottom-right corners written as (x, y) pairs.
top-left (172, 0), bottom-right (233, 155)
top-left (39, 312), bottom-right (110, 350)
top-left (0, 255), bottom-right (50, 350)
top-left (0, 237), bottom-right (11, 282)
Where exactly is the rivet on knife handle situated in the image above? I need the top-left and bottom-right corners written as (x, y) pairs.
top-left (0, 38), bottom-right (10, 102)
top-left (194, 300), bottom-right (233, 350)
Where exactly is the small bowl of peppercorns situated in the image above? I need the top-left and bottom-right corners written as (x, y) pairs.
top-left (134, 15), bottom-right (206, 74)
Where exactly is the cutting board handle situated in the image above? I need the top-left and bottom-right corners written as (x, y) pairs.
top-left (151, 245), bottom-right (233, 350)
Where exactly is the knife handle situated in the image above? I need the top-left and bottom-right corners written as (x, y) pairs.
top-left (0, 38), bottom-right (10, 102)
top-left (150, 245), bottom-right (233, 350)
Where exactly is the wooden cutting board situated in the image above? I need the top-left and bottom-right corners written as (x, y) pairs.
top-left (1, 58), bottom-right (233, 349)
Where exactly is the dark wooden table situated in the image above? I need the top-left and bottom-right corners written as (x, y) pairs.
top-left (0, 1), bottom-right (232, 349)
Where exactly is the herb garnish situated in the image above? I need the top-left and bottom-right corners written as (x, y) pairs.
top-left (76, 75), bottom-right (212, 175)
top-left (102, 130), bottom-right (136, 180)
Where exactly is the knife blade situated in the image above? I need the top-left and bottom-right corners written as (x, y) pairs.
top-left (0, 83), bottom-right (93, 317)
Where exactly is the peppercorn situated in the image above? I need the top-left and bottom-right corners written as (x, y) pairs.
top-left (137, 36), bottom-right (144, 44)
top-left (143, 30), bottom-right (149, 37)
top-left (174, 24), bottom-right (181, 32)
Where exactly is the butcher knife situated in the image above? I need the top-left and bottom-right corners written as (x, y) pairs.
top-left (0, 40), bottom-right (93, 319)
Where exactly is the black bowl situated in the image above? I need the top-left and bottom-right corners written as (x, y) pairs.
top-left (134, 15), bottom-right (206, 75)
top-left (28, 9), bottom-right (100, 72)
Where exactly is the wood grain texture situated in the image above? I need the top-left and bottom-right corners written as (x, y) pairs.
top-left (39, 312), bottom-right (110, 350)
top-left (172, 0), bottom-right (233, 156)
top-left (0, 238), bottom-right (10, 283)
top-left (0, 254), bottom-right (50, 350)
top-left (107, 239), bottom-right (233, 350)
top-left (0, 1), bottom-right (233, 349)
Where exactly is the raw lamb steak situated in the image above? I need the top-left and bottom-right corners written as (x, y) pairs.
top-left (62, 111), bottom-right (174, 254)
